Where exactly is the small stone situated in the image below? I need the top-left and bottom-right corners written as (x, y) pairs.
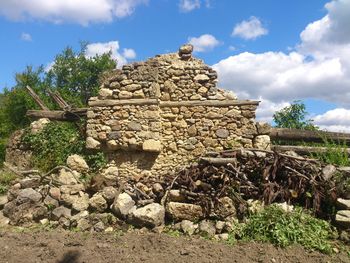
top-left (72, 194), bottom-right (90, 212)
top-left (86, 137), bottom-right (101, 149)
top-left (337, 198), bottom-right (350, 210)
top-left (133, 89), bottom-right (145, 98)
top-left (99, 88), bottom-right (113, 98)
top-left (180, 220), bottom-right (197, 235)
top-left (322, 165), bottom-right (337, 181)
top-left (112, 192), bottom-right (135, 219)
top-left (77, 218), bottom-right (91, 231)
top-left (152, 183), bottom-right (164, 196)
top-left (0, 195), bottom-right (8, 209)
top-left (199, 220), bottom-right (216, 238)
top-left (102, 186), bottom-right (118, 203)
top-left (179, 44), bottom-right (193, 55)
top-left (214, 233), bottom-right (229, 241)
top-left (30, 118), bottom-right (50, 134)
top-left (253, 135), bottom-right (271, 150)
top-left (119, 91), bottom-right (133, 99)
top-left (130, 203), bottom-right (165, 228)
top-left (94, 221), bottom-right (105, 232)
top-left (44, 195), bottom-right (59, 208)
top-left (103, 166), bottom-right (119, 185)
top-left (256, 122), bottom-right (271, 135)
top-left (125, 84), bottom-right (141, 92)
top-left (275, 202), bottom-right (294, 213)
top-left (57, 169), bottom-right (78, 185)
top-left (49, 187), bottom-right (61, 200)
top-left (169, 190), bottom-right (186, 202)
top-left (187, 125), bottom-right (197, 136)
top-left (16, 188), bottom-right (42, 204)
top-left (19, 177), bottom-right (40, 189)
top-left (40, 218), bottom-right (49, 225)
top-left (89, 193), bottom-right (108, 212)
top-left (67, 154), bottom-right (89, 173)
top-left (51, 206), bottom-right (71, 221)
top-left (166, 202), bottom-right (203, 221)
top-left (194, 74), bottom-right (210, 83)
top-left (127, 121), bottom-right (142, 131)
top-left (216, 129), bottom-right (229, 138)
top-left (0, 212), bottom-right (10, 226)
top-left (215, 221), bottom-right (226, 234)
top-left (105, 226), bottom-right (114, 232)
top-left (142, 139), bottom-right (162, 152)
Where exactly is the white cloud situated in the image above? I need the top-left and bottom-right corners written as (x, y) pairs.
top-left (85, 41), bottom-right (134, 67)
top-left (179, 0), bottom-right (201, 12)
top-left (188, 34), bottom-right (220, 52)
top-left (213, 0), bottom-right (350, 131)
top-left (21, 32), bottom-right (32, 41)
top-left (122, 48), bottom-right (136, 59)
top-left (232, 16), bottom-right (268, 40)
top-left (314, 108), bottom-right (350, 132)
top-left (0, 0), bottom-right (148, 25)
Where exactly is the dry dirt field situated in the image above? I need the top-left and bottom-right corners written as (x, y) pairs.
top-left (0, 228), bottom-right (349, 263)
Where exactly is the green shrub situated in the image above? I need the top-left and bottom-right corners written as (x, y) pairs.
top-left (234, 205), bottom-right (335, 253)
top-left (22, 122), bottom-right (106, 173)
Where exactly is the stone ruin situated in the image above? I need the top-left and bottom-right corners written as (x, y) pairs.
top-left (86, 44), bottom-right (270, 178)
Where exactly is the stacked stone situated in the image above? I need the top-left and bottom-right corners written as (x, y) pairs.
top-left (86, 44), bottom-right (270, 178)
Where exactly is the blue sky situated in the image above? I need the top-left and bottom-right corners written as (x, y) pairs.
top-left (0, 0), bottom-right (349, 131)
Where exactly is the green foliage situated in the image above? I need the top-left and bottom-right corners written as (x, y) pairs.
top-left (22, 122), bottom-right (106, 172)
top-left (310, 138), bottom-right (350, 166)
top-left (234, 205), bottom-right (335, 253)
top-left (0, 44), bottom-right (116, 166)
top-left (273, 100), bottom-right (318, 130)
top-left (46, 45), bottom-right (117, 106)
top-left (0, 170), bottom-right (17, 194)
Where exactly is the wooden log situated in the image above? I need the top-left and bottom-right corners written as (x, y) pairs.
top-left (270, 128), bottom-right (350, 145)
top-left (200, 157), bottom-right (237, 165)
top-left (272, 145), bottom-right (350, 155)
top-left (26, 109), bottom-right (87, 121)
top-left (89, 99), bottom-right (158, 107)
top-left (25, 86), bottom-right (49, 110)
top-left (89, 99), bottom-right (260, 108)
top-left (160, 100), bottom-right (260, 107)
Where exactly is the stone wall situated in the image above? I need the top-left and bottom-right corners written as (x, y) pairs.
top-left (86, 44), bottom-right (270, 178)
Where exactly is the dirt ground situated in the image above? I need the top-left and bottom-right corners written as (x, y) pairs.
top-left (0, 228), bottom-right (349, 263)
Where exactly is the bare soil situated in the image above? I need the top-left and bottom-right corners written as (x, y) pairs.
top-left (0, 228), bottom-right (349, 263)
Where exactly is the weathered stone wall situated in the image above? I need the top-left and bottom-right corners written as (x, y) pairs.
top-left (86, 45), bottom-right (270, 178)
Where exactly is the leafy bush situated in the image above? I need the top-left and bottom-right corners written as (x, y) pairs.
top-left (310, 138), bottom-right (350, 166)
top-left (22, 122), bottom-right (106, 172)
top-left (232, 205), bottom-right (335, 253)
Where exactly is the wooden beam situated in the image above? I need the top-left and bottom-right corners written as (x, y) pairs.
top-left (48, 90), bottom-right (71, 110)
top-left (270, 128), bottom-right (350, 145)
top-left (89, 99), bottom-right (158, 107)
top-left (89, 99), bottom-right (260, 108)
top-left (272, 145), bottom-right (350, 155)
top-left (160, 100), bottom-right (260, 107)
top-left (200, 157), bottom-right (237, 165)
top-left (25, 86), bottom-right (49, 110)
top-left (26, 109), bottom-right (87, 121)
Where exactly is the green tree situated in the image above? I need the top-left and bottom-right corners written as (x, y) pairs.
top-left (0, 44), bottom-right (117, 165)
top-left (273, 100), bottom-right (318, 130)
top-left (46, 45), bottom-right (117, 106)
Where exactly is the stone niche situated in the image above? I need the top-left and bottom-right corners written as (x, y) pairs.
top-left (86, 44), bottom-right (270, 178)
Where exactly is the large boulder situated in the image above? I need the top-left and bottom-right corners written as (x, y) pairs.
top-left (16, 188), bottom-right (42, 204)
top-left (166, 202), bottom-right (203, 221)
top-left (66, 154), bottom-right (89, 173)
top-left (130, 203), bottom-right (165, 228)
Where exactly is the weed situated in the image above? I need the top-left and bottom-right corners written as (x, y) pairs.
top-left (0, 170), bottom-right (17, 194)
top-left (239, 205), bottom-right (336, 253)
top-left (163, 227), bottom-right (182, 238)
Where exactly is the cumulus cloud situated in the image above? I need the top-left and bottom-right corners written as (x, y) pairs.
top-left (213, 0), bottom-right (350, 131)
top-left (21, 32), bottom-right (32, 41)
top-left (232, 16), bottom-right (268, 40)
top-left (85, 41), bottom-right (134, 67)
top-left (123, 48), bottom-right (136, 59)
top-left (188, 34), bottom-right (220, 52)
top-left (313, 108), bottom-right (350, 132)
top-left (0, 0), bottom-right (148, 25)
top-left (179, 0), bottom-right (201, 12)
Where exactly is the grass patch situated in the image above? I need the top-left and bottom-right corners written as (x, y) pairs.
top-left (0, 170), bottom-right (17, 194)
top-left (229, 205), bottom-right (336, 254)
